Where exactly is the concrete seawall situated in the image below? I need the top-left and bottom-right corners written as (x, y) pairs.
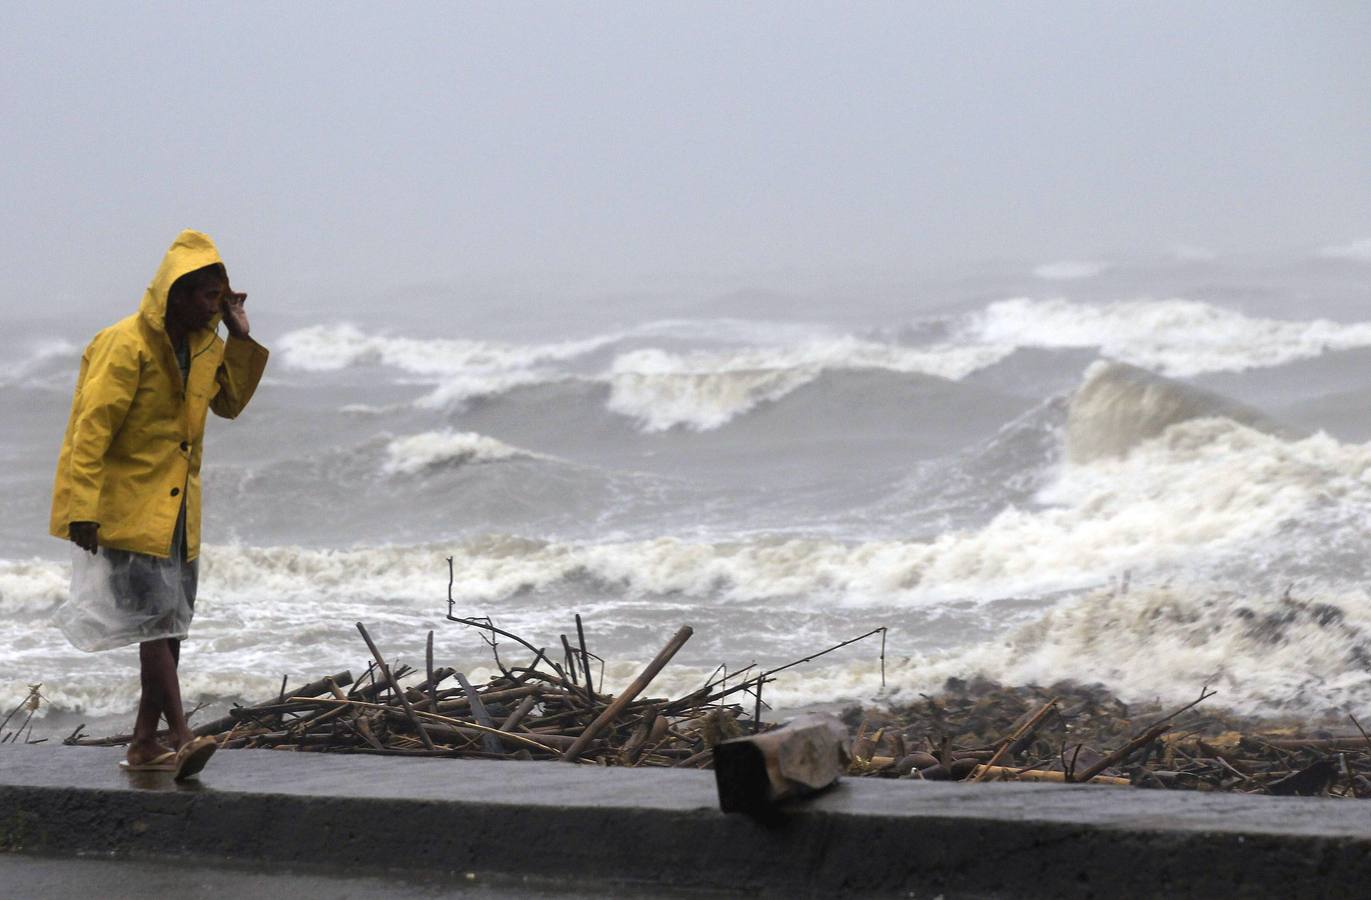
top-left (4, 744), bottom-right (1371, 897)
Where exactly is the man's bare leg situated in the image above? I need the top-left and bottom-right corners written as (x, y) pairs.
top-left (127, 639), bottom-right (193, 765)
top-left (159, 637), bottom-right (183, 734)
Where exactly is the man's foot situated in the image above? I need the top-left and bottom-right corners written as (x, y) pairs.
top-left (122, 741), bottom-right (177, 772)
top-left (126, 741), bottom-right (175, 767)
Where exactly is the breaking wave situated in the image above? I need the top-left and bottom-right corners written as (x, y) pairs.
top-left (276, 298), bottom-right (1371, 432)
top-left (382, 430), bottom-right (544, 475)
top-left (0, 338), bottom-right (78, 388)
top-left (898, 584), bottom-right (1371, 715)
top-left (605, 340), bottom-right (1011, 432)
top-left (960, 297), bottom-right (1371, 377)
top-left (277, 323), bottom-right (615, 375)
top-left (12, 414), bottom-right (1370, 617)
top-left (1064, 361), bottom-right (1287, 462)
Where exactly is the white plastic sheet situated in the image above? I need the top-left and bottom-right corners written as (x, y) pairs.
top-left (54, 528), bottom-right (197, 652)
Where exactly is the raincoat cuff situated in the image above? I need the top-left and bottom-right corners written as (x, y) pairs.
top-left (67, 503), bottom-right (99, 525)
top-left (224, 333), bottom-right (269, 360)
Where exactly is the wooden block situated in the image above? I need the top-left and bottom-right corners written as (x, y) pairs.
top-left (713, 713), bottom-right (850, 816)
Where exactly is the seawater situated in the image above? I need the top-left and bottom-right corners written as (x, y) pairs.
top-left (5, 254), bottom-right (1371, 728)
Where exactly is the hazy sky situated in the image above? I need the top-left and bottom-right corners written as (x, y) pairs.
top-left (3, 1), bottom-right (1368, 313)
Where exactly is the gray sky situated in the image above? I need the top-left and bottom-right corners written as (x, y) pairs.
top-left (3, 1), bottom-right (1369, 315)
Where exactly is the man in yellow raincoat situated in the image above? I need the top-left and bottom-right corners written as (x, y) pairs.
top-left (50, 230), bottom-right (268, 777)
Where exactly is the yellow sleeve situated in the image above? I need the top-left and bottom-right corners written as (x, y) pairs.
top-left (67, 334), bottom-right (141, 522)
top-left (210, 334), bottom-right (269, 419)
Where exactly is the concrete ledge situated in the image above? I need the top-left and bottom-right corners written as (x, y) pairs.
top-left (4, 745), bottom-right (1371, 897)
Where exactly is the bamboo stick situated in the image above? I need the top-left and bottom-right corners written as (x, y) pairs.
top-left (294, 696), bottom-right (559, 754)
top-left (971, 699), bottom-right (1058, 783)
top-left (562, 625), bottom-right (693, 761)
top-left (426, 630), bottom-right (437, 712)
top-left (355, 622), bottom-right (436, 752)
top-left (972, 765), bottom-right (1131, 786)
top-left (500, 694), bottom-right (539, 733)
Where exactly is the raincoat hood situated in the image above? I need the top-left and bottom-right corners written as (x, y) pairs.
top-left (138, 229), bottom-right (225, 334)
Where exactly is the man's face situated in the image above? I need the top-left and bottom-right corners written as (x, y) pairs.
top-left (174, 281), bottom-right (225, 330)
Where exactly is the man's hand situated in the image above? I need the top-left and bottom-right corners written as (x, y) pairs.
top-left (221, 290), bottom-right (250, 339)
top-left (69, 521), bottom-right (99, 554)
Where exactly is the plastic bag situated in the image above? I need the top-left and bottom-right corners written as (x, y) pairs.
top-left (54, 532), bottom-right (198, 653)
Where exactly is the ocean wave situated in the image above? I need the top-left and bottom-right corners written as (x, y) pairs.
top-left (383, 430), bottom-right (544, 475)
top-left (13, 370), bottom-right (1363, 623)
top-left (200, 393), bottom-right (1371, 607)
top-left (896, 583), bottom-right (1371, 715)
top-left (0, 559), bottom-right (68, 615)
top-left (275, 318), bottom-right (829, 377)
top-left (962, 297), bottom-right (1371, 377)
top-left (0, 338), bottom-right (78, 388)
top-left (12, 398), bottom-right (1371, 718)
top-left (14, 413), bottom-right (1364, 615)
top-left (276, 298), bottom-right (1371, 433)
top-left (15, 583), bottom-right (1371, 720)
top-left (1065, 361), bottom-right (1286, 462)
top-left (605, 340), bottom-right (1014, 431)
top-left (412, 368), bottom-right (572, 409)
top-left (277, 322), bottom-right (616, 375)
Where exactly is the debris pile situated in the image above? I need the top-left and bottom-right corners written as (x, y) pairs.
top-left (61, 605), bottom-right (1371, 800)
top-left (843, 676), bottom-right (1371, 798)
top-left (69, 618), bottom-right (775, 766)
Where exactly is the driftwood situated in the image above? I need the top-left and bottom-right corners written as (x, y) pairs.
top-left (562, 625), bottom-right (693, 761)
top-left (714, 713), bottom-right (850, 815)
top-left (837, 678), bottom-right (1371, 800)
top-left (972, 765), bottom-right (1131, 786)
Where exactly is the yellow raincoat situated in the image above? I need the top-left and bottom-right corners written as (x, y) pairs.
top-left (49, 230), bottom-right (268, 559)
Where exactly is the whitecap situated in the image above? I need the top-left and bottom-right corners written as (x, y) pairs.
top-left (963, 297), bottom-right (1371, 377)
top-left (605, 340), bottom-right (1014, 431)
top-left (382, 430), bottom-right (543, 475)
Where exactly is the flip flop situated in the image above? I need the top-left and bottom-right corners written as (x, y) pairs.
top-left (119, 751), bottom-right (177, 772)
top-left (173, 736), bottom-right (218, 781)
